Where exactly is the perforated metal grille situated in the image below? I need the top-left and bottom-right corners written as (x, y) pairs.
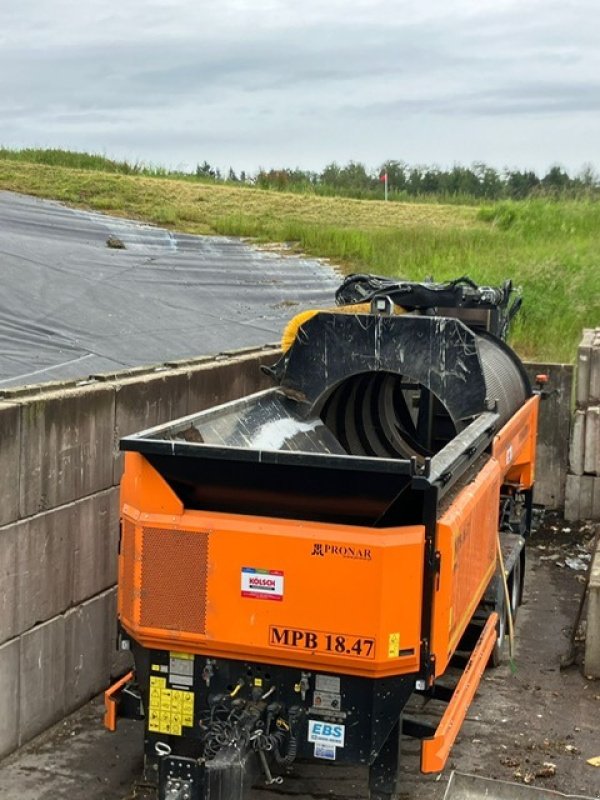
top-left (120, 518), bottom-right (137, 623)
top-left (139, 527), bottom-right (208, 633)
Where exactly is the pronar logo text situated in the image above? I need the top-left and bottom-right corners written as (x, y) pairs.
top-left (241, 567), bottom-right (284, 601)
top-left (310, 543), bottom-right (371, 561)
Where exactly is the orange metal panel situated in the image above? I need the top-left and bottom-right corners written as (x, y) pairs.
top-left (492, 395), bottom-right (539, 487)
top-left (430, 458), bottom-right (501, 676)
top-left (118, 457), bottom-right (426, 677)
top-left (421, 612), bottom-right (498, 773)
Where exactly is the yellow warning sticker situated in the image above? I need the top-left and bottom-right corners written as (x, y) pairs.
top-left (170, 651), bottom-right (194, 660)
top-left (254, 678), bottom-right (263, 687)
top-left (148, 681), bottom-right (195, 736)
top-left (388, 632), bottom-right (400, 658)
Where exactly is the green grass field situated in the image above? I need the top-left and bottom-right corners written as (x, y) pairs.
top-left (0, 150), bottom-right (598, 361)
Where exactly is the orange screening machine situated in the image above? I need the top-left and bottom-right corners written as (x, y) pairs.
top-left (106, 276), bottom-right (539, 800)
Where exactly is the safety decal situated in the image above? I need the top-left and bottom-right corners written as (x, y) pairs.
top-left (241, 567), bottom-right (284, 601)
top-left (308, 720), bottom-right (345, 748)
top-left (148, 676), bottom-right (195, 737)
top-left (388, 632), bottom-right (400, 658)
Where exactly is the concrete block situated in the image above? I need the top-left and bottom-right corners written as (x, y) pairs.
top-left (0, 526), bottom-right (18, 645)
top-left (585, 538), bottom-right (600, 678)
top-left (65, 590), bottom-right (113, 713)
top-left (569, 409), bottom-right (586, 475)
top-left (112, 370), bottom-right (190, 483)
top-left (576, 329), bottom-right (594, 407)
top-left (593, 477), bottom-right (600, 520)
top-left (564, 473), bottom-right (580, 522)
top-left (591, 343), bottom-right (600, 404)
top-left (16, 507), bottom-right (73, 633)
top-left (0, 638), bottom-right (19, 758)
top-left (19, 616), bottom-right (65, 744)
top-left (580, 475), bottom-right (595, 519)
top-left (187, 351), bottom-right (275, 416)
top-left (108, 587), bottom-right (134, 679)
top-left (72, 488), bottom-right (120, 604)
top-left (524, 362), bottom-right (573, 510)
top-left (0, 403), bottom-right (20, 526)
top-left (19, 384), bottom-right (115, 517)
top-left (584, 406), bottom-right (600, 475)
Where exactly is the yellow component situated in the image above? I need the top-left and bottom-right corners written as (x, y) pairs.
top-left (229, 682), bottom-right (243, 698)
top-left (151, 664), bottom-right (161, 672)
top-left (170, 651), bottom-right (193, 660)
top-left (182, 692), bottom-right (194, 710)
top-left (388, 632), bottom-right (400, 658)
top-left (294, 683), bottom-right (301, 693)
top-left (280, 303), bottom-right (405, 352)
top-left (150, 676), bottom-right (166, 689)
top-left (254, 678), bottom-right (263, 687)
top-left (182, 712), bottom-right (194, 727)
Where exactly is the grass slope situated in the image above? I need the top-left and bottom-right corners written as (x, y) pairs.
top-left (1, 156), bottom-right (598, 361)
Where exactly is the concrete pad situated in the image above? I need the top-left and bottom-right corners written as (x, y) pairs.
top-left (0, 697), bottom-right (142, 800)
top-left (0, 639), bottom-right (19, 758)
top-left (568, 409), bottom-right (585, 475)
top-left (16, 508), bottom-right (73, 633)
top-left (584, 536), bottom-right (600, 677)
top-left (0, 403), bottom-right (20, 526)
top-left (72, 488), bottom-right (120, 605)
top-left (19, 616), bottom-right (65, 745)
top-left (0, 526), bottom-right (18, 645)
top-left (65, 590), bottom-right (113, 713)
top-left (583, 406), bottom-right (600, 475)
top-left (19, 384), bottom-right (115, 517)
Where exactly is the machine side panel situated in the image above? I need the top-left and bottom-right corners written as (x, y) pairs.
top-left (492, 395), bottom-right (539, 487)
top-left (431, 458), bottom-right (502, 676)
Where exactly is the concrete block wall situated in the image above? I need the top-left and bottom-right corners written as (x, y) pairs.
top-left (0, 345), bottom-right (277, 759)
top-left (565, 328), bottom-right (600, 521)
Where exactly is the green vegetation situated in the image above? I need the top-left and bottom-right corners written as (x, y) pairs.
top-left (0, 149), bottom-right (598, 362)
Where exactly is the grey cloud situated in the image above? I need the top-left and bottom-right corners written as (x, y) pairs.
top-left (0, 1), bottom-right (599, 172)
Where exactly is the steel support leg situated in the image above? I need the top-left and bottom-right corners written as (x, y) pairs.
top-left (369, 719), bottom-right (402, 800)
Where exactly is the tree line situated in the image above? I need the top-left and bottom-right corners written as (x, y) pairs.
top-left (195, 159), bottom-right (599, 201)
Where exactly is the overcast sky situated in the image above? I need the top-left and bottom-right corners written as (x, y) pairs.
top-left (1, 0), bottom-right (598, 175)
